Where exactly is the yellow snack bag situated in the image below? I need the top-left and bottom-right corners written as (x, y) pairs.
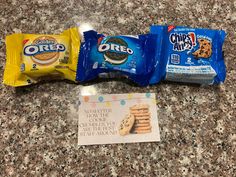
top-left (3, 27), bottom-right (80, 87)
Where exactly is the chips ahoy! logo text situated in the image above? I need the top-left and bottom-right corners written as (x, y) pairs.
top-left (169, 32), bottom-right (196, 52)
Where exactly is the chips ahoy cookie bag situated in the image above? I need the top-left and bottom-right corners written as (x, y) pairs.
top-left (150, 25), bottom-right (226, 85)
top-left (76, 30), bottom-right (158, 86)
top-left (3, 27), bottom-right (81, 87)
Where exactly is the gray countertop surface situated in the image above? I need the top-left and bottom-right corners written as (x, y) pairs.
top-left (0, 0), bottom-right (235, 176)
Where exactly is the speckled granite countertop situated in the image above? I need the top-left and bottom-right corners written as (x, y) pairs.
top-left (0, 0), bottom-right (235, 176)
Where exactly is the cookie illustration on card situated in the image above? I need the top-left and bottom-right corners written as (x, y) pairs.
top-left (192, 38), bottom-right (212, 59)
top-left (119, 104), bottom-right (152, 136)
top-left (78, 93), bottom-right (160, 145)
top-left (133, 122), bottom-right (150, 127)
top-left (130, 104), bottom-right (149, 110)
top-left (132, 129), bottom-right (152, 134)
top-left (129, 104), bottom-right (152, 134)
top-left (119, 114), bottom-right (135, 136)
top-left (132, 126), bottom-right (152, 131)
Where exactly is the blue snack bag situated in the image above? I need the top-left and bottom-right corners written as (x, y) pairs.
top-left (150, 25), bottom-right (226, 85)
top-left (77, 30), bottom-right (157, 86)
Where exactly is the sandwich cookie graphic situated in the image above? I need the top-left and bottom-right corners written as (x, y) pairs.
top-left (98, 37), bottom-right (133, 65)
top-left (24, 36), bottom-right (65, 65)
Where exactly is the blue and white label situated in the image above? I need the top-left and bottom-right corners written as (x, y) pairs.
top-left (166, 65), bottom-right (216, 84)
top-left (170, 54), bottom-right (180, 64)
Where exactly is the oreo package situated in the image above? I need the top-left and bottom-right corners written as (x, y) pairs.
top-left (149, 25), bottom-right (226, 85)
top-left (76, 30), bottom-right (158, 86)
top-left (3, 28), bottom-right (81, 87)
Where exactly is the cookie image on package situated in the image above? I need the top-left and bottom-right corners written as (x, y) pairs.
top-left (192, 38), bottom-right (212, 59)
top-left (119, 114), bottom-right (135, 136)
top-left (129, 104), bottom-right (152, 134)
top-left (104, 37), bottom-right (129, 65)
top-left (31, 36), bottom-right (60, 65)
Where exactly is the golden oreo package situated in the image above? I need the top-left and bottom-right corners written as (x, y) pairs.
top-left (3, 27), bottom-right (81, 87)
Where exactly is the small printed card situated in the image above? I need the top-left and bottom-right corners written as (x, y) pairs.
top-left (78, 93), bottom-right (160, 145)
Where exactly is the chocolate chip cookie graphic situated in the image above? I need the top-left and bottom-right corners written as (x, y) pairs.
top-left (192, 38), bottom-right (212, 59)
top-left (119, 114), bottom-right (135, 136)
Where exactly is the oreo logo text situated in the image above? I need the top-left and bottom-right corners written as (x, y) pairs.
top-left (98, 37), bottom-right (133, 65)
top-left (170, 32), bottom-right (196, 51)
top-left (98, 43), bottom-right (133, 55)
top-left (24, 43), bottom-right (65, 56)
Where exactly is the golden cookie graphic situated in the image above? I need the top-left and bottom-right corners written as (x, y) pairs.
top-left (29, 36), bottom-right (61, 65)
